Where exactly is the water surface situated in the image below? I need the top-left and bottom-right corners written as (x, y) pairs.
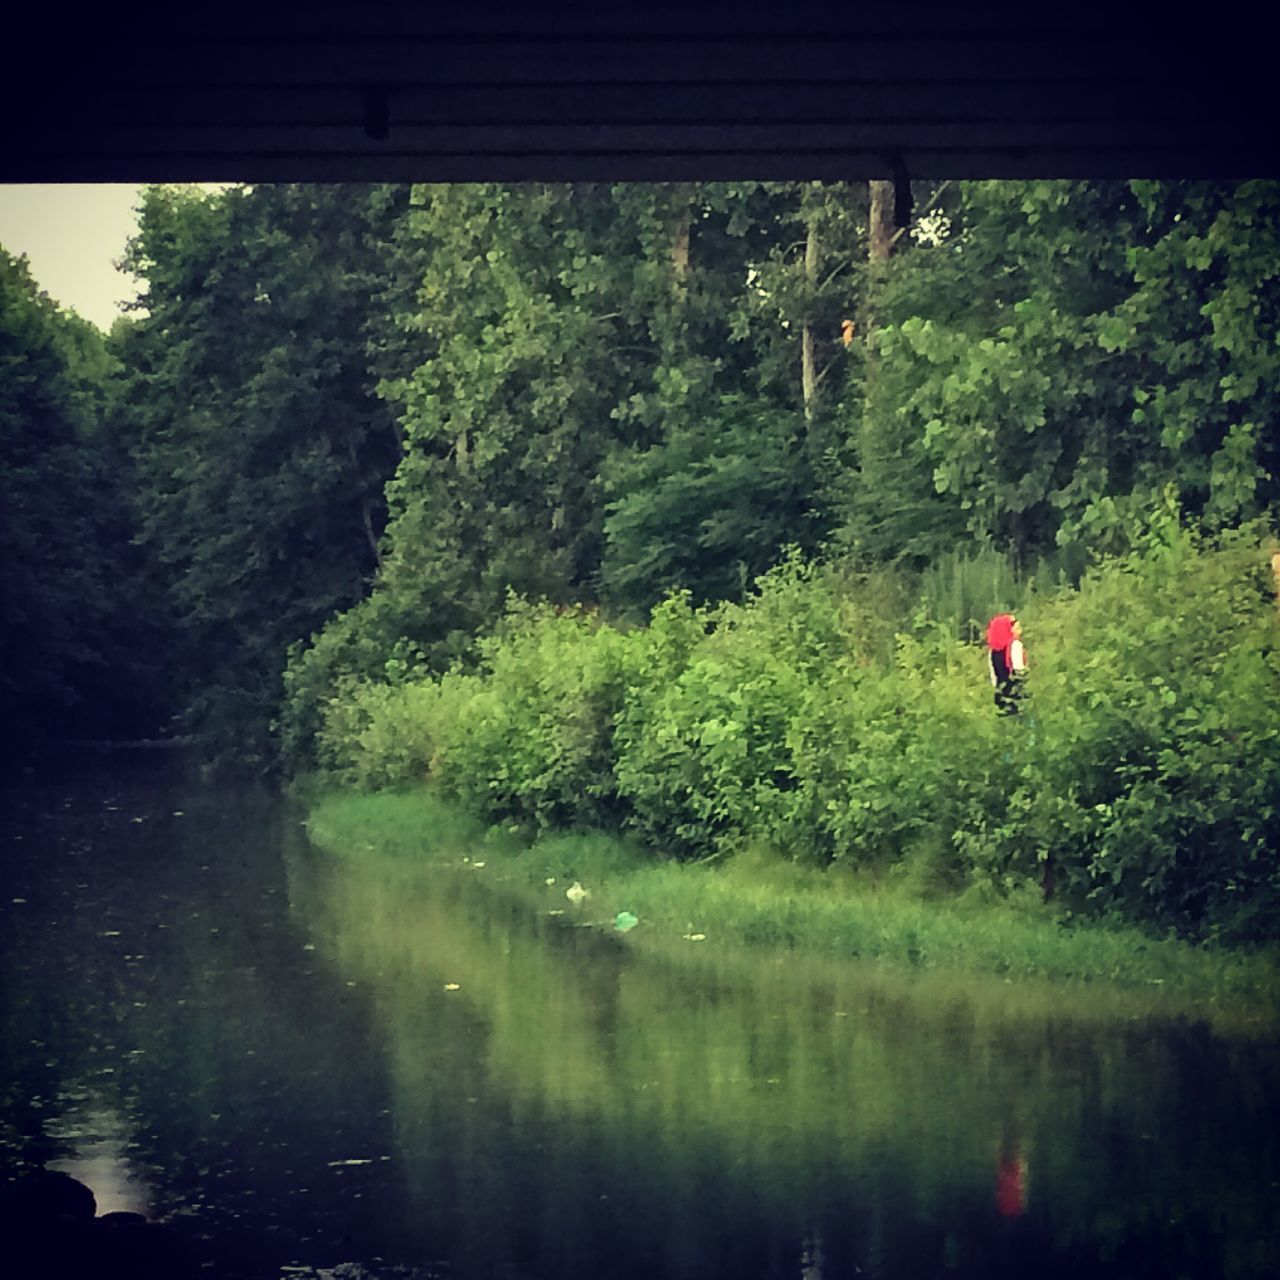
top-left (2, 751), bottom-right (1277, 1278)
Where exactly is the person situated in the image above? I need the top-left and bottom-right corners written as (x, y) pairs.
top-left (987, 613), bottom-right (1028, 715)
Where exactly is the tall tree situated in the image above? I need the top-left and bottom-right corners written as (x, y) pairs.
top-left (842, 181), bottom-right (1143, 564)
top-left (373, 183), bottom-right (641, 639)
top-left (839, 179), bottom-right (1280, 565)
top-left (0, 249), bottom-right (165, 746)
top-left (598, 182), bottom-right (850, 613)
top-left (1100, 180), bottom-right (1280, 535)
top-left (116, 183), bottom-right (404, 760)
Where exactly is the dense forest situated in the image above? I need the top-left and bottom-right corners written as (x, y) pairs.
top-left (3, 179), bottom-right (1278, 939)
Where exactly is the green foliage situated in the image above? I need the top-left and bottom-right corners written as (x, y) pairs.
top-left (309, 677), bottom-right (446, 793)
top-left (845, 181), bottom-right (1142, 563)
top-left (115, 183), bottom-right (405, 761)
top-left (787, 630), bottom-right (1008, 880)
top-left (284, 180), bottom-right (854, 766)
top-left (614, 556), bottom-right (868, 858)
top-left (303, 787), bottom-right (490, 860)
top-left (285, 177), bottom-right (1279, 787)
top-left (277, 587), bottom-right (439, 772)
top-left (308, 527), bottom-right (1280, 945)
top-left (429, 603), bottom-right (642, 834)
top-left (970, 516), bottom-right (1280, 943)
top-left (1116, 181), bottom-right (1280, 530)
top-left (12, 165), bottom-right (1278, 945)
top-left (311, 600), bottom-right (644, 835)
top-left (600, 395), bottom-right (822, 613)
top-left (918, 542), bottom-right (1032, 644)
top-left (0, 248), bottom-right (170, 744)
top-left (840, 180), bottom-right (1280, 565)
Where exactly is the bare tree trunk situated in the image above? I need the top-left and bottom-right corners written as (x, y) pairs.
top-left (863, 171), bottom-right (911, 350)
top-left (801, 212), bottom-right (819, 420)
top-left (360, 497), bottom-right (381, 569)
top-left (868, 178), bottom-right (897, 263)
top-left (859, 171), bottom-right (913, 511)
top-left (669, 182), bottom-right (693, 295)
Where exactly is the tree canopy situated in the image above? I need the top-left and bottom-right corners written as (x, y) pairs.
top-left (2, 179), bottom-right (1276, 767)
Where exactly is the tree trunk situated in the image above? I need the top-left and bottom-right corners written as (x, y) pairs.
top-left (868, 178), bottom-right (897, 263)
top-left (858, 173), bottom-right (913, 529)
top-left (669, 182), bottom-right (693, 295)
top-left (862, 172), bottom-right (910, 350)
top-left (801, 212), bottom-right (819, 421)
top-left (360, 497), bottom-right (382, 569)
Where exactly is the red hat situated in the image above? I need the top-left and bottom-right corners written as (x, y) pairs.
top-left (987, 613), bottom-right (1015, 653)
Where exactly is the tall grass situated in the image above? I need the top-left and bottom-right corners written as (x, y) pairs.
top-left (306, 789), bottom-right (1280, 1013)
top-left (918, 540), bottom-right (1087, 644)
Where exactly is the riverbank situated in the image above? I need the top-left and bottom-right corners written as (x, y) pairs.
top-left (304, 788), bottom-right (1280, 1017)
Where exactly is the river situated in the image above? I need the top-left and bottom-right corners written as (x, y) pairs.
top-left (1, 749), bottom-right (1277, 1278)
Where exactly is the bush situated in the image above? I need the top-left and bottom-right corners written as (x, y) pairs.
top-left (614, 556), bottom-right (907, 860)
top-left (919, 541), bottom-right (1029, 645)
top-left (784, 629), bottom-right (1010, 878)
top-left (278, 589), bottom-right (436, 771)
top-left (981, 522), bottom-right (1280, 941)
top-left (425, 602), bottom-right (641, 834)
top-left (295, 522), bottom-right (1280, 944)
top-left (312, 676), bottom-right (457, 792)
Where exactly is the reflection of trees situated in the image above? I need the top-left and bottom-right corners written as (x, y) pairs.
top-left (0, 774), bottom-right (412, 1274)
top-left (289, 845), bottom-right (1280, 1279)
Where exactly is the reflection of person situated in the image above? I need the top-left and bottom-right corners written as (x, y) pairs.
top-left (987, 613), bottom-right (1028, 715)
top-left (995, 1139), bottom-right (1029, 1218)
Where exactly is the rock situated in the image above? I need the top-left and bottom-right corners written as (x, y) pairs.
top-left (0, 1171), bottom-right (197, 1278)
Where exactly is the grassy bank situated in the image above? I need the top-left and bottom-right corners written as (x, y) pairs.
top-left (303, 787), bottom-right (1280, 1015)
top-left (290, 532), bottom-right (1280, 949)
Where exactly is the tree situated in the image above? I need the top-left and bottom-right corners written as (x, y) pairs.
top-left (599, 395), bottom-right (812, 612)
top-left (1097, 180), bottom-right (1280, 536)
top-left (0, 249), bottom-right (166, 746)
top-left (838, 180), bottom-right (1280, 567)
top-left (840, 181), bottom-right (1145, 565)
top-left (116, 183), bottom-right (404, 760)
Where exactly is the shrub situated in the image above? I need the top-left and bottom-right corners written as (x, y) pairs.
top-left (786, 629), bottom-right (1010, 877)
top-left (278, 589), bottom-right (435, 771)
top-left (614, 556), bottom-right (895, 860)
top-left (296, 521), bottom-right (1280, 945)
top-left (312, 676), bottom-right (462, 792)
top-left (425, 600), bottom-right (643, 835)
top-left (994, 523), bottom-right (1280, 941)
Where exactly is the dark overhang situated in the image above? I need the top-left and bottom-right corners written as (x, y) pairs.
top-left (4, 5), bottom-right (1274, 183)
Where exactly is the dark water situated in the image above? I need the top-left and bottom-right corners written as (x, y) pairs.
top-left (2, 751), bottom-right (1278, 1279)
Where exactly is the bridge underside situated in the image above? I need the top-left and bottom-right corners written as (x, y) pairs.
top-left (3, 5), bottom-right (1273, 183)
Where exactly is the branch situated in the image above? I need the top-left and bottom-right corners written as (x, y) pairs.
top-left (814, 356), bottom-right (842, 389)
top-left (819, 261), bottom-right (854, 290)
top-left (360, 499), bottom-right (382, 569)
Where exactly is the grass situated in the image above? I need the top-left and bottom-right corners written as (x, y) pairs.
top-left (303, 787), bottom-right (1280, 1017)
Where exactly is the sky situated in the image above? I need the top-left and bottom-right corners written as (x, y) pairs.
top-left (0, 185), bottom-right (149, 330)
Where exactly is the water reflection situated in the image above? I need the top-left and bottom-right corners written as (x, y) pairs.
top-left (286, 843), bottom-right (1280, 1280)
top-left (46, 1100), bottom-right (152, 1216)
top-left (993, 1133), bottom-right (1028, 1220)
top-left (1, 752), bottom-right (1277, 1279)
